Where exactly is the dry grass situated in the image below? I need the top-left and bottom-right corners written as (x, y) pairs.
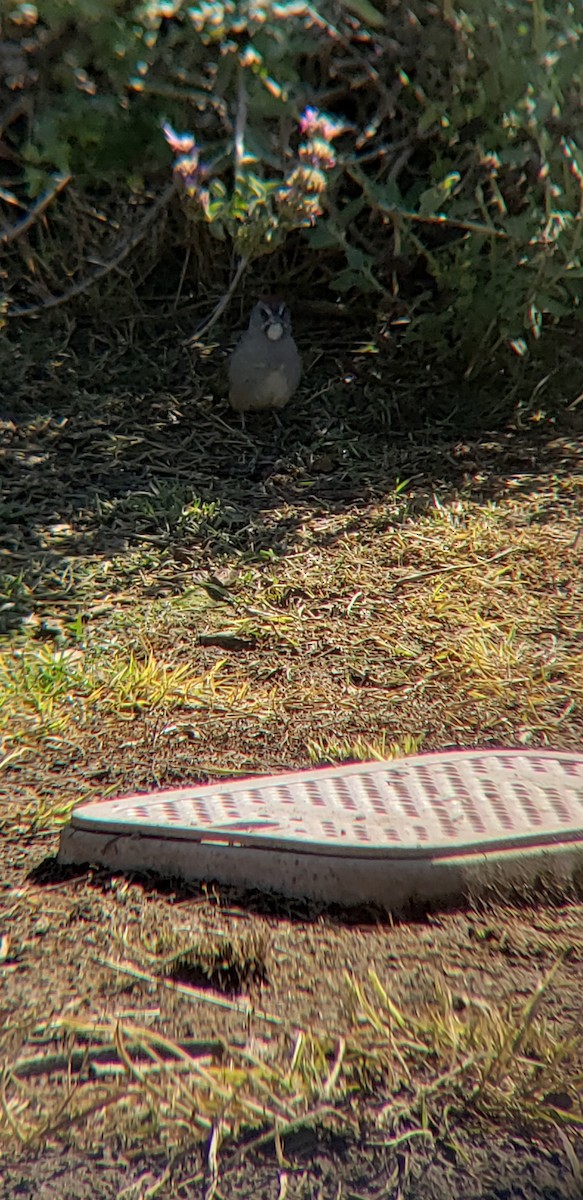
top-left (1, 951), bottom-right (580, 1162)
top-left (1, 322), bottom-right (583, 1182)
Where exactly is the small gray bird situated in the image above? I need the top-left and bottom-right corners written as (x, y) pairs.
top-left (228, 298), bottom-right (302, 413)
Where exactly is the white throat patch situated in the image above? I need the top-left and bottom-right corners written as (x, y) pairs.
top-left (266, 322), bottom-right (284, 341)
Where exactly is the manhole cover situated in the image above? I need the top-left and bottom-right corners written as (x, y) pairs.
top-left (59, 749), bottom-right (583, 908)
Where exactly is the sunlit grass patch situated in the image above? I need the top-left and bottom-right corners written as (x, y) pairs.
top-left (0, 644), bottom-right (87, 739)
top-left (0, 1012), bottom-right (344, 1154)
top-left (307, 732), bottom-right (424, 765)
top-left (0, 636), bottom-right (254, 742)
top-left (93, 646), bottom-right (247, 717)
top-left (96, 487), bottom-right (222, 539)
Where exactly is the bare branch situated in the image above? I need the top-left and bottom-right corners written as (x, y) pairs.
top-left (0, 173), bottom-right (71, 246)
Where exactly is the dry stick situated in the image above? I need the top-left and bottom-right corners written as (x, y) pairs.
top-left (5, 181), bottom-right (177, 318)
top-left (96, 957), bottom-right (285, 1026)
top-left (11, 1039), bottom-right (221, 1081)
top-left (0, 1066), bottom-right (26, 1143)
top-left (387, 547), bottom-right (516, 590)
top-left (31, 1085), bottom-right (132, 1145)
top-left (0, 173), bottom-right (71, 246)
top-left (233, 1104), bottom-right (346, 1159)
top-left (187, 67), bottom-right (250, 344)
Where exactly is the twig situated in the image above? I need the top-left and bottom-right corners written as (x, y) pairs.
top-left (30, 1086), bottom-right (131, 1145)
top-left (5, 182), bottom-right (176, 318)
top-left (186, 252), bottom-right (249, 343)
top-left (348, 164), bottom-right (511, 240)
top-left (388, 547), bottom-right (516, 590)
top-left (173, 245), bottom-right (191, 310)
top-left (233, 1105), bottom-right (345, 1158)
top-left (387, 144), bottom-right (414, 186)
top-left (96, 957), bottom-right (285, 1025)
top-left (11, 1038), bottom-right (221, 1080)
top-left (0, 173), bottom-right (71, 246)
top-left (234, 66), bottom-right (248, 186)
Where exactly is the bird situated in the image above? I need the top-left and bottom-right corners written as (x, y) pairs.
top-left (228, 298), bottom-right (302, 413)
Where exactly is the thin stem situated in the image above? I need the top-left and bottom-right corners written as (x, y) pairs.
top-left (234, 66), bottom-right (248, 186)
top-left (186, 253), bottom-right (250, 343)
top-left (185, 65), bottom-right (251, 343)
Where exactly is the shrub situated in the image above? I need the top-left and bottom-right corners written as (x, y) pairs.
top-left (1, 0), bottom-right (582, 367)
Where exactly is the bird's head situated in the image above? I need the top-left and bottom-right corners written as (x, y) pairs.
top-left (249, 297), bottom-right (292, 341)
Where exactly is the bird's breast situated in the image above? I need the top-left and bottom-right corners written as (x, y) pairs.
top-left (251, 366), bottom-right (291, 406)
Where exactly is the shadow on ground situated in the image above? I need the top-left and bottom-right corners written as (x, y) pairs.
top-left (1, 314), bottom-right (581, 631)
top-left (26, 854), bottom-right (583, 933)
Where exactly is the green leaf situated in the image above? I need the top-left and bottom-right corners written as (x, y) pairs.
top-left (417, 173), bottom-right (461, 218)
top-left (245, 172), bottom-right (268, 199)
top-left (503, 214), bottom-right (537, 240)
top-left (306, 223), bottom-right (342, 249)
top-left (362, 176), bottom-right (403, 210)
top-left (210, 180), bottom-right (228, 201)
top-left (345, 244), bottom-right (374, 273)
top-left (535, 294), bottom-right (572, 318)
top-left (337, 197), bottom-right (365, 228)
top-left (245, 129), bottom-right (286, 170)
top-left (23, 166), bottom-right (51, 199)
top-left (332, 268), bottom-right (379, 293)
top-left (417, 105), bottom-right (443, 136)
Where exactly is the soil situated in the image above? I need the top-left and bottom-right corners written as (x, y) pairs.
top-left (2, 817), bottom-right (583, 1199)
top-left (2, 1130), bottom-right (582, 1200)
